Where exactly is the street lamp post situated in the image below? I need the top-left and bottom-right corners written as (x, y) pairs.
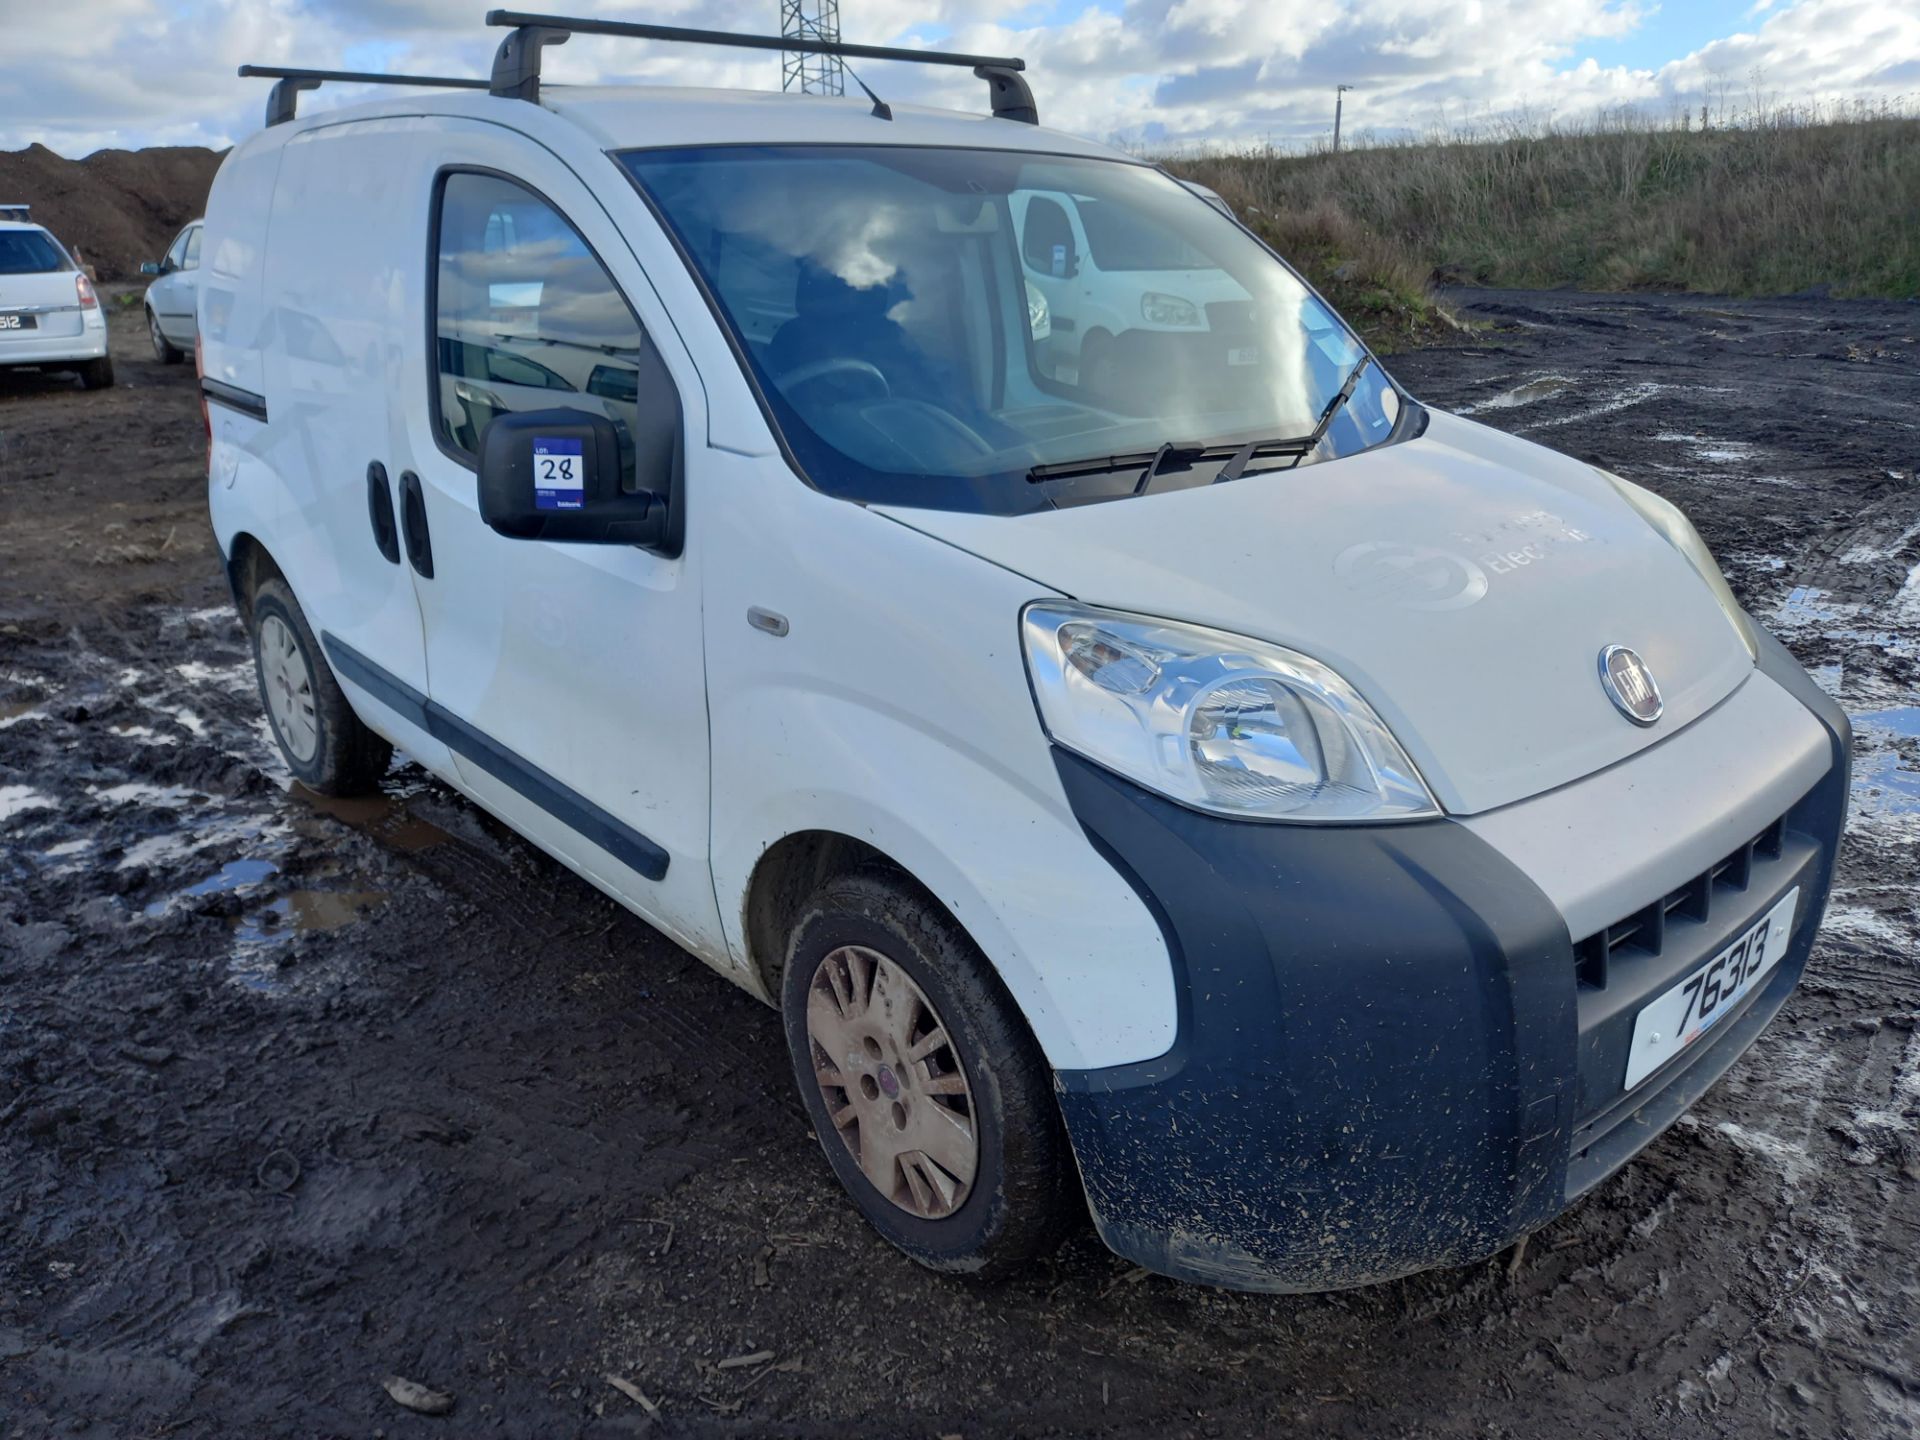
top-left (1333, 84), bottom-right (1352, 152)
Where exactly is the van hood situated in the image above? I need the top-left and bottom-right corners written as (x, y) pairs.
top-left (876, 409), bottom-right (1755, 816)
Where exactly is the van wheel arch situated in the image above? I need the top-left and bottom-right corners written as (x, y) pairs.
top-left (744, 832), bottom-right (990, 1010)
top-left (224, 532), bottom-right (285, 625)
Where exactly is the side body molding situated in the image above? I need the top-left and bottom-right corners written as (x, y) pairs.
top-left (321, 632), bottom-right (669, 881)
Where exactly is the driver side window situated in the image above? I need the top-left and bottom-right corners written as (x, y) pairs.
top-left (431, 171), bottom-right (677, 482)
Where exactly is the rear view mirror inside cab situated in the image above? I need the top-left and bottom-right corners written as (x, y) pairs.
top-left (477, 407), bottom-right (672, 549)
top-left (934, 198), bottom-right (1000, 234)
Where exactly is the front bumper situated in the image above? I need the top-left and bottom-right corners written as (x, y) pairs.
top-left (1053, 629), bottom-right (1849, 1291)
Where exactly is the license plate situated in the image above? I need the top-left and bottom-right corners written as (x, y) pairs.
top-left (0, 312), bottom-right (38, 331)
top-left (1624, 887), bottom-right (1797, 1089)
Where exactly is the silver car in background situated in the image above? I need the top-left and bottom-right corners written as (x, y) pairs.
top-left (141, 219), bottom-right (204, 365)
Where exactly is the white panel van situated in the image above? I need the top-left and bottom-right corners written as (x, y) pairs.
top-left (200, 18), bottom-right (1850, 1291)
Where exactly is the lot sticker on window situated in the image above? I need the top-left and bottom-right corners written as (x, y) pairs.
top-left (533, 437), bottom-right (584, 511)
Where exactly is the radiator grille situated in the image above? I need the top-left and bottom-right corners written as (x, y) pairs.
top-left (1574, 817), bottom-right (1787, 990)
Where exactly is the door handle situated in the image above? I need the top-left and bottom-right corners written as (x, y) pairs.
top-left (366, 461), bottom-right (400, 565)
top-left (398, 471), bottom-right (434, 579)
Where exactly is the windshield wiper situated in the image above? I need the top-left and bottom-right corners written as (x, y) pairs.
top-left (1026, 443), bottom-right (1172, 487)
top-left (1027, 435), bottom-right (1317, 490)
top-left (1025, 355), bottom-right (1375, 492)
top-left (1310, 353), bottom-right (1372, 447)
top-left (1206, 356), bottom-right (1376, 483)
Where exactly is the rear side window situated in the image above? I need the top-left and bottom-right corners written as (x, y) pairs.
top-left (0, 229), bottom-right (68, 275)
top-left (431, 172), bottom-right (677, 480)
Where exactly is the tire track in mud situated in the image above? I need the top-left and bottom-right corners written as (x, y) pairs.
top-left (2, 599), bottom-right (803, 1431)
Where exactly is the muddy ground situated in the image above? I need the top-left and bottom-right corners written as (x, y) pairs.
top-left (1, 288), bottom-right (1917, 1438)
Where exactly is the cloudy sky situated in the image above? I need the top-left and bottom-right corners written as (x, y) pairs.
top-left (3, 0), bottom-right (1916, 156)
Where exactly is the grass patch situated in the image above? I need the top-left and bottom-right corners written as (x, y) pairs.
top-left (1169, 107), bottom-right (1920, 347)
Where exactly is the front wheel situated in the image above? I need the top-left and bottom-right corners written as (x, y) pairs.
top-left (249, 576), bottom-right (391, 795)
top-left (781, 870), bottom-right (1079, 1277)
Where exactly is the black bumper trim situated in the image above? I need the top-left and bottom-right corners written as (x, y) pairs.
top-left (1051, 622), bottom-right (1848, 1292)
top-left (1052, 749), bottom-right (1577, 1291)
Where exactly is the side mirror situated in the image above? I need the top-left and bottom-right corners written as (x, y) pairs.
top-left (140, 261), bottom-right (162, 277)
top-left (477, 408), bottom-right (671, 549)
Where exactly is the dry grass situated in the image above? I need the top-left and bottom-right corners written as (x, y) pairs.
top-left (1169, 103), bottom-right (1920, 341)
top-left (1188, 187), bottom-right (1461, 351)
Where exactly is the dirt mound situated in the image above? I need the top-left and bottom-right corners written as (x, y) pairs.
top-left (0, 143), bottom-right (223, 281)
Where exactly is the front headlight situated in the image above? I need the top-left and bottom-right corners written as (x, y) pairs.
top-left (1022, 603), bottom-right (1440, 822)
top-left (1596, 468), bottom-right (1757, 659)
top-left (1140, 291), bottom-right (1202, 328)
top-left (1025, 280), bottom-right (1051, 341)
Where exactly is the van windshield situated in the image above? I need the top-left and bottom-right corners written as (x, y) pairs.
top-left (620, 146), bottom-right (1404, 514)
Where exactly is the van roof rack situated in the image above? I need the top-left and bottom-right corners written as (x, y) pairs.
top-left (482, 10), bottom-right (1037, 124)
top-left (238, 64), bottom-right (490, 127)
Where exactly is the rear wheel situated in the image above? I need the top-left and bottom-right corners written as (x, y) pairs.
top-left (148, 309), bottom-right (183, 364)
top-left (781, 869), bottom-right (1078, 1277)
top-left (249, 576), bottom-right (391, 795)
top-left (77, 356), bottom-right (114, 390)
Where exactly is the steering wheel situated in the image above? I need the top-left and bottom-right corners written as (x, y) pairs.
top-left (776, 357), bottom-right (891, 403)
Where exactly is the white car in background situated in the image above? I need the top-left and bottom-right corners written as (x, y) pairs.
top-left (0, 217), bottom-right (113, 389)
top-left (1011, 187), bottom-right (1258, 400)
top-left (141, 219), bottom-right (204, 364)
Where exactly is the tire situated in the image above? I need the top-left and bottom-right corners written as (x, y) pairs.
top-left (1082, 326), bottom-right (1113, 395)
top-left (781, 869), bottom-right (1079, 1277)
top-left (249, 576), bottom-right (391, 796)
top-left (77, 356), bottom-right (115, 390)
top-left (148, 309), bottom-right (183, 364)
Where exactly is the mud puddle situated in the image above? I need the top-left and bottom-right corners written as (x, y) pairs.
top-left (0, 603), bottom-right (429, 998)
top-left (1455, 373), bottom-right (1576, 414)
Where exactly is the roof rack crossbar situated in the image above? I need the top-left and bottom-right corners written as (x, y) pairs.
top-left (482, 10), bottom-right (1037, 124)
top-left (237, 65), bottom-right (491, 127)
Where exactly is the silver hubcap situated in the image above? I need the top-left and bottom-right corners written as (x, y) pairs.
top-left (258, 614), bottom-right (319, 764)
top-left (805, 945), bottom-right (978, 1219)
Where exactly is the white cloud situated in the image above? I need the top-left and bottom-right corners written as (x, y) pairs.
top-left (0, 0), bottom-right (1913, 155)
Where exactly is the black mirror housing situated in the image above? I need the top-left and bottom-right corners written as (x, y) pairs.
top-left (477, 408), bottom-right (669, 548)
